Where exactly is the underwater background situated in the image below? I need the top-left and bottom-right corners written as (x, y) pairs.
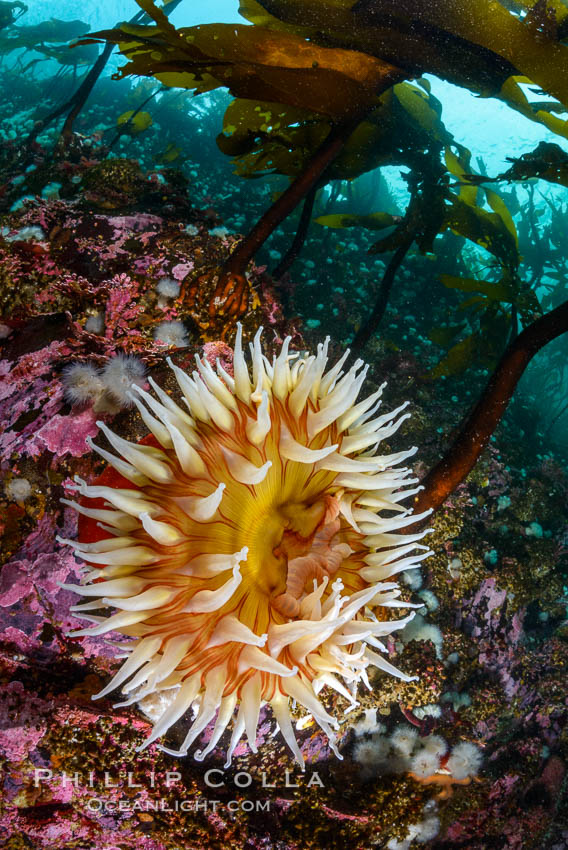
top-left (0, 1), bottom-right (568, 848)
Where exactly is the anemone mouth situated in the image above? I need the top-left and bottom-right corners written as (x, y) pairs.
top-left (59, 325), bottom-right (432, 768)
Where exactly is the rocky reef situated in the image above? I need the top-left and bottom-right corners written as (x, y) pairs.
top-left (1, 152), bottom-right (567, 850)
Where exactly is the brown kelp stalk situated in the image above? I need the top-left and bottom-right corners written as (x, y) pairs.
top-left (27, 40), bottom-right (116, 148)
top-left (350, 151), bottom-right (447, 355)
top-left (58, 42), bottom-right (117, 145)
top-left (211, 110), bottom-right (372, 316)
top-left (273, 185), bottom-right (317, 280)
top-left (106, 87), bottom-right (161, 152)
top-left (350, 232), bottom-right (415, 354)
top-left (412, 298), bottom-right (568, 519)
top-left (27, 1), bottom-right (183, 148)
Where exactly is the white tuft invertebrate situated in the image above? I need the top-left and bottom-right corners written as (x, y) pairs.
top-left (62, 363), bottom-right (105, 405)
top-left (154, 321), bottom-right (189, 348)
top-left (100, 354), bottom-right (146, 407)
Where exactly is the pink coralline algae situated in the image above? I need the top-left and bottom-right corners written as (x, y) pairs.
top-left (21, 510), bottom-right (75, 560)
top-left (172, 261), bottom-right (194, 280)
top-left (202, 340), bottom-right (233, 373)
top-left (30, 407), bottom-right (100, 458)
top-left (0, 529), bottom-right (125, 662)
top-left (0, 340), bottom-right (103, 462)
top-left (0, 550), bottom-right (75, 608)
top-left (106, 213), bottom-right (163, 236)
top-left (0, 681), bottom-right (51, 760)
top-left (104, 274), bottom-right (144, 342)
top-left (458, 578), bottom-right (525, 699)
top-left (0, 344), bottom-right (68, 461)
top-left (132, 254), bottom-right (169, 277)
top-left (94, 215), bottom-right (163, 261)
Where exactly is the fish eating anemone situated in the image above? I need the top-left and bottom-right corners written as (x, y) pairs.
top-left (59, 325), bottom-right (432, 768)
